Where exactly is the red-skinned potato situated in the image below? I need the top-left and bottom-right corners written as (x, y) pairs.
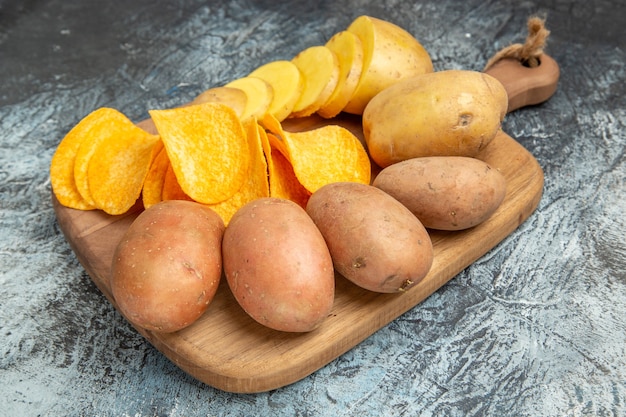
top-left (373, 156), bottom-right (507, 230)
top-left (306, 182), bottom-right (433, 293)
top-left (222, 198), bottom-right (335, 332)
top-left (110, 200), bottom-right (225, 333)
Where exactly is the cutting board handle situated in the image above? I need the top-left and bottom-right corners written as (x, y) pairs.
top-left (484, 53), bottom-right (560, 112)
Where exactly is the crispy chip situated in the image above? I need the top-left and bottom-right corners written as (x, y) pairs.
top-left (149, 103), bottom-right (250, 205)
top-left (262, 131), bottom-right (311, 208)
top-left (268, 124), bottom-right (371, 193)
top-left (142, 140), bottom-right (169, 209)
top-left (205, 118), bottom-right (270, 224)
top-left (73, 108), bottom-right (141, 207)
top-left (258, 113), bottom-right (289, 156)
top-left (87, 118), bottom-right (160, 215)
top-left (50, 109), bottom-right (110, 210)
top-left (162, 163), bottom-right (194, 202)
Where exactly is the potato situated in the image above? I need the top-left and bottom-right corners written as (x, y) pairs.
top-left (110, 200), bottom-right (225, 333)
top-left (306, 182), bottom-right (433, 293)
top-left (343, 15), bottom-right (433, 115)
top-left (373, 156), bottom-right (507, 231)
top-left (363, 70), bottom-right (508, 168)
top-left (222, 198), bottom-right (335, 332)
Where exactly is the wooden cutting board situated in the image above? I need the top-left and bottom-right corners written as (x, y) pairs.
top-left (52, 55), bottom-right (559, 393)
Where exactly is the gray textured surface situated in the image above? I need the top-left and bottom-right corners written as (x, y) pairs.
top-left (1, 0), bottom-right (625, 416)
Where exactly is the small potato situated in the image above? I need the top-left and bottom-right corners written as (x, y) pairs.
top-left (222, 198), bottom-right (335, 332)
top-left (110, 200), bottom-right (225, 333)
top-left (306, 182), bottom-right (433, 293)
top-left (373, 156), bottom-right (507, 231)
top-left (363, 70), bottom-right (508, 168)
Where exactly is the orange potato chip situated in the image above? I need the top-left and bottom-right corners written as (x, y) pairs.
top-left (161, 163), bottom-right (194, 202)
top-left (73, 108), bottom-right (138, 207)
top-left (87, 118), bottom-right (160, 215)
top-left (50, 108), bottom-right (110, 210)
top-left (260, 129), bottom-right (310, 208)
top-left (205, 118), bottom-right (270, 224)
top-left (267, 124), bottom-right (371, 193)
top-left (141, 140), bottom-right (170, 209)
top-left (149, 103), bottom-right (250, 205)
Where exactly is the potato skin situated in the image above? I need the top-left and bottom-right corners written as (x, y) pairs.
top-left (373, 156), bottom-right (507, 231)
top-left (306, 182), bottom-right (433, 293)
top-left (363, 70), bottom-right (508, 168)
top-left (110, 200), bottom-right (225, 333)
top-left (222, 198), bottom-right (335, 332)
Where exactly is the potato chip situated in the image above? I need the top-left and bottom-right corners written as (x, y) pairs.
top-left (73, 108), bottom-right (137, 207)
top-left (269, 124), bottom-right (371, 193)
top-left (149, 102), bottom-right (250, 205)
top-left (50, 109), bottom-right (107, 210)
top-left (262, 131), bottom-right (311, 208)
top-left (87, 118), bottom-right (160, 215)
top-left (258, 113), bottom-right (289, 156)
top-left (162, 163), bottom-right (194, 202)
top-left (205, 118), bottom-right (270, 224)
top-left (141, 140), bottom-right (169, 209)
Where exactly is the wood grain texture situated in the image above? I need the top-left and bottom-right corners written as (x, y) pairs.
top-left (52, 58), bottom-right (554, 392)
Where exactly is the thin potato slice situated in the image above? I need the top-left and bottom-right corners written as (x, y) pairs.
top-left (72, 108), bottom-right (140, 208)
top-left (290, 46), bottom-right (340, 118)
top-left (205, 119), bottom-right (270, 224)
top-left (149, 102), bottom-right (250, 205)
top-left (50, 108), bottom-right (112, 210)
top-left (317, 31), bottom-right (365, 119)
top-left (259, 127), bottom-right (311, 208)
top-left (225, 77), bottom-right (274, 121)
top-left (87, 121), bottom-right (160, 215)
top-left (161, 163), bottom-right (194, 202)
top-left (270, 125), bottom-right (371, 194)
top-left (189, 86), bottom-right (248, 119)
top-left (141, 139), bottom-right (169, 209)
top-left (258, 112), bottom-right (288, 156)
top-left (248, 61), bottom-right (303, 121)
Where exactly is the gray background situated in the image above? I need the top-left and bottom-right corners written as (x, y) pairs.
top-left (1, 0), bottom-right (624, 416)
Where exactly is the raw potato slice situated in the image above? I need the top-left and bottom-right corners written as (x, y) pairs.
top-left (189, 86), bottom-right (248, 119)
top-left (205, 119), bottom-right (270, 224)
top-left (248, 60), bottom-right (303, 121)
top-left (87, 120), bottom-right (160, 215)
top-left (225, 77), bottom-right (274, 121)
top-left (343, 15), bottom-right (433, 115)
top-left (149, 102), bottom-right (250, 205)
top-left (289, 45), bottom-right (340, 118)
top-left (317, 31), bottom-right (364, 119)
